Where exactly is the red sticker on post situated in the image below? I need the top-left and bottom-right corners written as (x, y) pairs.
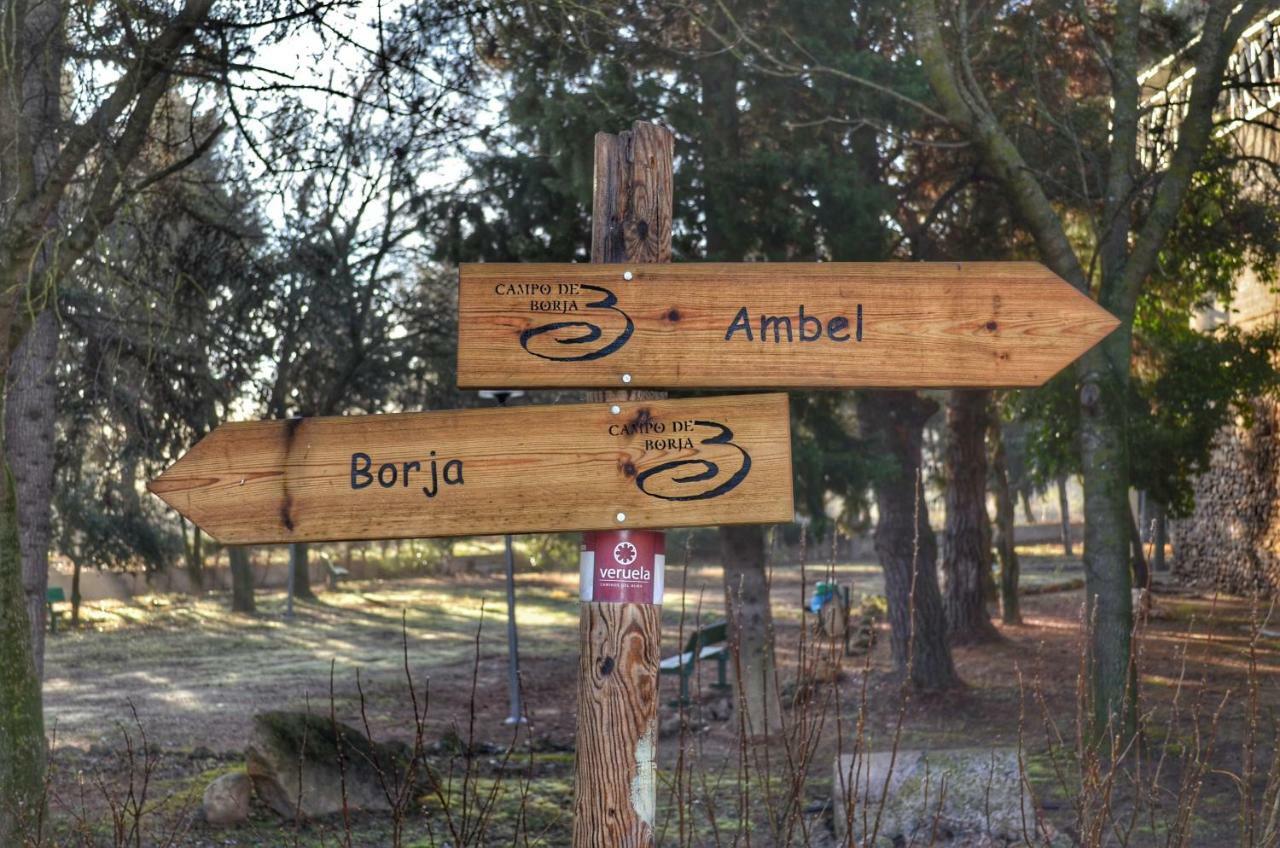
top-left (580, 530), bottom-right (665, 604)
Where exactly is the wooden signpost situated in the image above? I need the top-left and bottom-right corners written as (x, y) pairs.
top-left (457, 262), bottom-right (1119, 389)
top-left (151, 117), bottom-right (1120, 848)
top-left (147, 393), bottom-right (792, 544)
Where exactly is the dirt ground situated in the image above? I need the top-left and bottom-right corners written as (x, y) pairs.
top-left (37, 547), bottom-right (1280, 846)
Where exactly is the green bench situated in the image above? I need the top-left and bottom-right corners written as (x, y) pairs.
top-left (46, 586), bottom-right (66, 634)
top-left (659, 621), bottom-right (730, 705)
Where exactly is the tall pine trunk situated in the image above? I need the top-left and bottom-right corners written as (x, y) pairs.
top-left (989, 418), bottom-right (1022, 625)
top-left (0, 4), bottom-right (61, 830)
top-left (699, 6), bottom-right (781, 734)
top-left (6, 310), bottom-right (57, 678)
top-left (941, 390), bottom-right (999, 644)
top-left (0, 465), bottom-right (44, 843)
top-left (229, 547), bottom-right (255, 614)
top-left (1079, 330), bottom-right (1136, 741)
top-left (719, 524), bottom-right (781, 736)
top-left (858, 392), bottom-right (958, 691)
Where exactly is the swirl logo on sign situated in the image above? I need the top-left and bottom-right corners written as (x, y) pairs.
top-left (635, 420), bottom-right (752, 502)
top-left (519, 285), bottom-right (633, 361)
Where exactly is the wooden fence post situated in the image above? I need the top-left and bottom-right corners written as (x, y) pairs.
top-left (572, 120), bottom-right (673, 848)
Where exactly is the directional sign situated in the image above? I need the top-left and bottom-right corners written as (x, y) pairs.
top-left (456, 262), bottom-right (1119, 389)
top-left (147, 394), bottom-right (793, 544)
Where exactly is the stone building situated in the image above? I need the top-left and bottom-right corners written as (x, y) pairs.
top-left (1166, 11), bottom-right (1280, 595)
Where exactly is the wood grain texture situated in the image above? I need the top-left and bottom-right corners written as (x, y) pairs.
top-left (457, 262), bottom-right (1120, 389)
top-left (147, 393), bottom-right (792, 545)
top-left (573, 602), bottom-right (662, 847)
top-left (574, 121), bottom-right (671, 848)
top-left (591, 123), bottom-right (673, 265)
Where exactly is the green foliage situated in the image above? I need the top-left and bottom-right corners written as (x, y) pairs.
top-left (1128, 154), bottom-right (1280, 514)
top-left (525, 534), bottom-right (579, 570)
top-left (791, 394), bottom-right (877, 537)
top-left (1013, 150), bottom-right (1280, 515)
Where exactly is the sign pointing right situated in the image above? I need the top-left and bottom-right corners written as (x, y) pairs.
top-left (457, 262), bottom-right (1120, 389)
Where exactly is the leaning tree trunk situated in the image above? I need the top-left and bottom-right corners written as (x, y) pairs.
top-left (1079, 329), bottom-right (1137, 743)
top-left (7, 310), bottom-right (57, 679)
top-left (858, 391), bottom-right (958, 691)
top-left (229, 547), bottom-right (255, 614)
top-left (941, 390), bottom-right (1000, 644)
top-left (719, 524), bottom-right (782, 737)
top-left (989, 417), bottom-right (1022, 625)
top-left (1019, 487), bottom-right (1035, 524)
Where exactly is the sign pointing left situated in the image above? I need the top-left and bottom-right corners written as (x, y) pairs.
top-left (148, 394), bottom-right (794, 544)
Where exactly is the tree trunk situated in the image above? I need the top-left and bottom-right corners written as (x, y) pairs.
top-left (1128, 504), bottom-right (1149, 590)
top-left (980, 506), bottom-right (997, 603)
top-left (1079, 331), bottom-right (1136, 742)
top-left (229, 546), bottom-right (255, 614)
top-left (0, 468), bottom-right (45, 844)
top-left (7, 310), bottom-right (57, 679)
top-left (989, 417), bottom-right (1022, 625)
top-left (1152, 501), bottom-right (1167, 572)
top-left (71, 559), bottom-right (82, 627)
top-left (290, 541), bottom-right (314, 599)
top-left (1057, 476), bottom-right (1074, 556)
top-left (1020, 487), bottom-right (1035, 524)
top-left (858, 391), bottom-right (958, 691)
top-left (942, 390), bottom-right (1000, 644)
top-left (0, 2), bottom-right (62, 832)
top-left (719, 524), bottom-right (781, 737)
top-left (698, 15), bottom-right (783, 735)
top-left (184, 522), bottom-right (204, 591)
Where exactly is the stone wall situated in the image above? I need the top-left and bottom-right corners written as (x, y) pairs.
top-left (1160, 10), bottom-right (1280, 598)
top-left (1172, 399), bottom-right (1280, 596)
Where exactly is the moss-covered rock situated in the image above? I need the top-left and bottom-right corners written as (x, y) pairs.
top-left (245, 710), bottom-right (424, 820)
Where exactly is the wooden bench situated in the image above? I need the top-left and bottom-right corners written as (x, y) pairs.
top-left (325, 560), bottom-right (350, 589)
top-left (46, 586), bottom-right (66, 634)
top-left (660, 621), bottom-right (730, 705)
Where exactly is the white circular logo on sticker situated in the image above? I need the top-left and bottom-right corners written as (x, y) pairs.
top-left (613, 541), bottom-right (638, 565)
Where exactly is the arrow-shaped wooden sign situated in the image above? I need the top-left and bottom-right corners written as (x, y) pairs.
top-left (456, 262), bottom-right (1119, 389)
top-left (148, 394), bottom-right (793, 544)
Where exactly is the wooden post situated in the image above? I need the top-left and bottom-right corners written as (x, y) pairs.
top-left (573, 121), bottom-right (672, 848)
